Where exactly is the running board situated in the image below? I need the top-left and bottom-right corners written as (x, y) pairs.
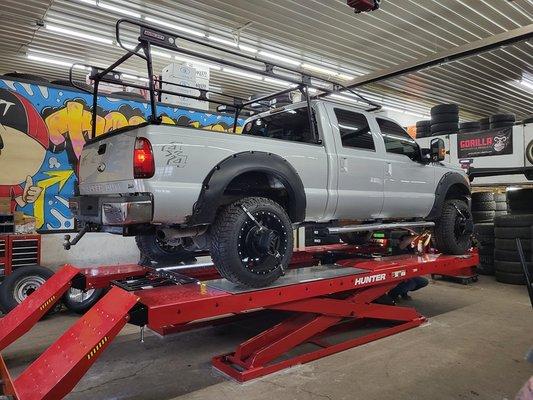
top-left (328, 221), bottom-right (435, 235)
top-left (0, 286), bottom-right (138, 400)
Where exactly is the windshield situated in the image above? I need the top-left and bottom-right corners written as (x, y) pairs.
top-left (242, 108), bottom-right (317, 144)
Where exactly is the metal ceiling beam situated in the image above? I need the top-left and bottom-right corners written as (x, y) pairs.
top-left (346, 25), bottom-right (533, 88)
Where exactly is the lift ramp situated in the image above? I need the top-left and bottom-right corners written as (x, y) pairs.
top-left (0, 281), bottom-right (138, 400)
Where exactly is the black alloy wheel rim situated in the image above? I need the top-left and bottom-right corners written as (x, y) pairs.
top-left (454, 208), bottom-right (473, 240)
top-left (237, 210), bottom-right (288, 274)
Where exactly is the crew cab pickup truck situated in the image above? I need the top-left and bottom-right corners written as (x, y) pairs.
top-left (70, 100), bottom-right (472, 287)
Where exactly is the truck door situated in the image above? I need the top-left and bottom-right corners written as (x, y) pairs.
top-left (376, 118), bottom-right (435, 218)
top-left (328, 106), bottom-right (385, 219)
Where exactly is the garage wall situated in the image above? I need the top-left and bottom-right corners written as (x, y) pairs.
top-left (0, 77), bottom-right (242, 234)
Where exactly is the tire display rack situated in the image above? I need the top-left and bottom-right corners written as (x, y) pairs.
top-left (0, 234), bottom-right (41, 278)
top-left (0, 244), bottom-right (478, 400)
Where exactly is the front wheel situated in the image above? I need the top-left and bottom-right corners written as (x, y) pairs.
top-left (434, 199), bottom-right (473, 255)
top-left (210, 197), bottom-right (293, 288)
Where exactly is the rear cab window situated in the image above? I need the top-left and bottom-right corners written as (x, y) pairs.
top-left (377, 118), bottom-right (420, 161)
top-left (242, 107), bottom-right (319, 144)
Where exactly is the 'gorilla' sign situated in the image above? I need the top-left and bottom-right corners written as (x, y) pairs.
top-left (457, 127), bottom-right (513, 158)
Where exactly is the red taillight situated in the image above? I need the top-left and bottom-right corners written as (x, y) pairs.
top-left (133, 137), bottom-right (155, 179)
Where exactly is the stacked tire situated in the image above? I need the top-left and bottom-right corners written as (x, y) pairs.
top-left (489, 114), bottom-right (515, 130)
top-left (494, 215), bottom-right (533, 285)
top-left (430, 104), bottom-right (459, 136)
top-left (471, 192), bottom-right (496, 223)
top-left (474, 222), bottom-right (494, 275)
top-left (494, 192), bottom-right (507, 218)
top-left (459, 121), bottom-right (481, 134)
top-left (493, 189), bottom-right (533, 285)
top-left (416, 120), bottom-right (431, 139)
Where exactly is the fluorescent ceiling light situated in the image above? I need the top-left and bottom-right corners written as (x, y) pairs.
top-left (151, 49), bottom-right (172, 58)
top-left (239, 44), bottom-right (257, 53)
top-left (98, 1), bottom-right (141, 18)
top-left (208, 35), bottom-right (237, 47)
top-left (173, 55), bottom-right (221, 70)
top-left (258, 51), bottom-right (301, 66)
top-left (27, 54), bottom-right (89, 70)
top-left (519, 79), bottom-right (533, 91)
top-left (337, 73), bottom-right (354, 81)
top-left (264, 77), bottom-right (293, 86)
top-left (46, 24), bottom-right (113, 44)
top-left (144, 17), bottom-right (205, 37)
top-left (122, 74), bottom-right (149, 82)
top-left (76, 0), bottom-right (96, 4)
top-left (302, 63), bottom-right (337, 76)
top-left (223, 67), bottom-right (264, 80)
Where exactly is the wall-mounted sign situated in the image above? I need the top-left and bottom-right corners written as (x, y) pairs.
top-left (457, 127), bottom-right (513, 158)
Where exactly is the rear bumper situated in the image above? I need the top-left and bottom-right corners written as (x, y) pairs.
top-left (69, 194), bottom-right (152, 226)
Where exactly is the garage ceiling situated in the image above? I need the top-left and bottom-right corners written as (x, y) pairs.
top-left (0, 0), bottom-right (532, 121)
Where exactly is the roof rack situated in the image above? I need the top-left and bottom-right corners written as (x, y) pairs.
top-left (69, 18), bottom-right (381, 139)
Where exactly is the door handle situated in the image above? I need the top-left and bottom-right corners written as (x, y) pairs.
top-left (341, 157), bottom-right (348, 172)
top-left (386, 162), bottom-right (392, 176)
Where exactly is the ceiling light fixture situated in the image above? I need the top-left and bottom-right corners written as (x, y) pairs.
top-left (302, 63), bottom-right (338, 76)
top-left (46, 24), bottom-right (113, 44)
top-left (27, 54), bottom-right (89, 70)
top-left (223, 67), bottom-right (264, 80)
top-left (75, 0), bottom-right (96, 4)
top-left (258, 51), bottom-right (301, 66)
top-left (144, 17), bottom-right (205, 37)
top-left (174, 55), bottom-right (222, 70)
top-left (208, 35), bottom-right (237, 47)
top-left (264, 77), bottom-right (293, 86)
top-left (122, 73), bottom-right (149, 82)
top-left (519, 79), bottom-right (533, 91)
top-left (238, 44), bottom-right (258, 53)
top-left (97, 1), bottom-right (141, 18)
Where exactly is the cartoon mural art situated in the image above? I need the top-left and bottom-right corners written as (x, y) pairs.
top-left (0, 78), bottom-right (244, 232)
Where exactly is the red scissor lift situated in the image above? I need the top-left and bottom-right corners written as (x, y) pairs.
top-left (0, 244), bottom-right (478, 400)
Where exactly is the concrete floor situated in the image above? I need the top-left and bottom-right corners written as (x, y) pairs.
top-left (2, 275), bottom-right (532, 400)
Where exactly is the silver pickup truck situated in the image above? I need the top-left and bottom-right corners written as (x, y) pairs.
top-left (70, 99), bottom-right (473, 287)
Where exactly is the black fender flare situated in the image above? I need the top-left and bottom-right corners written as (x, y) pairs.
top-left (426, 172), bottom-right (471, 220)
top-left (189, 151), bottom-right (306, 224)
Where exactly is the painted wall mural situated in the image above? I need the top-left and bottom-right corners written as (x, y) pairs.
top-left (0, 78), bottom-right (243, 232)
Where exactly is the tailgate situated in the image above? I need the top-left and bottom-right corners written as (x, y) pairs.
top-left (79, 130), bottom-right (138, 193)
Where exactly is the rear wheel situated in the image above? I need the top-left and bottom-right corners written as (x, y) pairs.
top-left (63, 287), bottom-right (105, 314)
top-left (135, 234), bottom-right (197, 263)
top-left (210, 197), bottom-right (293, 287)
top-left (434, 199), bottom-right (473, 255)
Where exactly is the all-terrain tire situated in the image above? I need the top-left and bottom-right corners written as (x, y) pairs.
top-left (434, 199), bottom-right (473, 255)
top-left (431, 104), bottom-right (459, 115)
top-left (507, 189), bottom-right (533, 214)
top-left (494, 226), bottom-right (532, 238)
top-left (432, 113), bottom-right (459, 124)
top-left (135, 234), bottom-right (197, 263)
top-left (210, 197), bottom-right (293, 287)
top-left (495, 238), bottom-right (531, 251)
top-left (495, 271), bottom-right (526, 285)
top-left (472, 210), bottom-right (495, 222)
top-left (472, 201), bottom-right (496, 212)
top-left (474, 222), bottom-right (494, 236)
top-left (494, 260), bottom-right (532, 275)
top-left (494, 214), bottom-right (533, 227)
top-left (495, 249), bottom-right (531, 262)
top-left (472, 192), bottom-right (494, 202)
top-left (490, 114), bottom-right (515, 123)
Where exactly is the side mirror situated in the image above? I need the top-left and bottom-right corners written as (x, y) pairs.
top-left (430, 138), bottom-right (446, 162)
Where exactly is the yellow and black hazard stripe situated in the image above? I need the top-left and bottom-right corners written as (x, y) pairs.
top-left (39, 295), bottom-right (57, 311)
top-left (87, 336), bottom-right (109, 360)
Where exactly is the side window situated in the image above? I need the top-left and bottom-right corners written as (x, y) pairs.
top-left (242, 107), bottom-right (318, 144)
top-left (377, 118), bottom-right (419, 161)
top-left (334, 108), bottom-right (375, 151)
